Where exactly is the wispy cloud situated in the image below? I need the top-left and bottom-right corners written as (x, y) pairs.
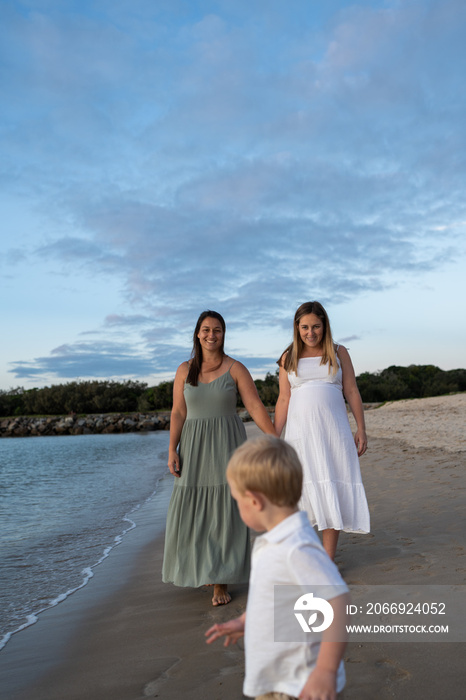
top-left (11, 340), bottom-right (172, 380)
top-left (2, 0), bottom-right (466, 385)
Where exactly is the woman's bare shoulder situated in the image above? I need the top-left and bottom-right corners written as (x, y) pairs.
top-left (278, 350), bottom-right (288, 368)
top-left (175, 361), bottom-right (190, 380)
top-left (229, 357), bottom-right (248, 376)
top-left (336, 343), bottom-right (349, 353)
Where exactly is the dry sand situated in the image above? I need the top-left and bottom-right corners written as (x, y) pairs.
top-left (0, 393), bottom-right (465, 699)
top-left (343, 393), bottom-right (465, 698)
top-left (355, 393), bottom-right (466, 453)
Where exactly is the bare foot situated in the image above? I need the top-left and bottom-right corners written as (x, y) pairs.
top-left (212, 584), bottom-right (231, 606)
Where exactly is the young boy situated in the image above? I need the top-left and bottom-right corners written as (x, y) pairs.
top-left (205, 436), bottom-right (349, 700)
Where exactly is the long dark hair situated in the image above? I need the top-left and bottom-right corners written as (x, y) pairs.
top-left (186, 310), bottom-right (226, 386)
top-left (279, 301), bottom-right (338, 375)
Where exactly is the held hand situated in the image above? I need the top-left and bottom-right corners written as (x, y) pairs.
top-left (354, 429), bottom-right (367, 456)
top-left (299, 668), bottom-right (337, 700)
top-left (205, 617), bottom-right (245, 647)
top-left (168, 450), bottom-right (181, 477)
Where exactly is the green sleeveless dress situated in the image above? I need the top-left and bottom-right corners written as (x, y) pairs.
top-left (162, 367), bottom-right (250, 587)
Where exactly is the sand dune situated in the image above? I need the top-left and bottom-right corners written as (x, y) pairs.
top-left (355, 393), bottom-right (465, 452)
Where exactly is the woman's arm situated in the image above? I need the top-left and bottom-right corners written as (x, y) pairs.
top-left (231, 362), bottom-right (277, 435)
top-left (274, 362), bottom-right (291, 437)
top-left (168, 362), bottom-right (188, 476)
top-left (338, 346), bottom-right (367, 456)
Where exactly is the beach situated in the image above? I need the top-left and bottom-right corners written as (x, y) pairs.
top-left (0, 394), bottom-right (465, 699)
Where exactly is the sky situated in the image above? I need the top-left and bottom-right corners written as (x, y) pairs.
top-left (1, 0), bottom-right (465, 392)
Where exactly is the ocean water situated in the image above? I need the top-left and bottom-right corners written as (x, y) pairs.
top-left (0, 430), bottom-right (170, 650)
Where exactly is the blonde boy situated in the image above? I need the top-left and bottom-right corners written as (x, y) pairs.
top-left (205, 436), bottom-right (349, 700)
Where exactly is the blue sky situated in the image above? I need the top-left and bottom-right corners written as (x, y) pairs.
top-left (1, 0), bottom-right (465, 391)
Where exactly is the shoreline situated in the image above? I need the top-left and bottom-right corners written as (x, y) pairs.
top-left (1, 397), bottom-right (465, 699)
top-left (0, 471), bottom-right (167, 654)
top-left (0, 472), bottom-right (174, 699)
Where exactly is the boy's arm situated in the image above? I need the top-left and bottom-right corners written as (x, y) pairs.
top-left (299, 593), bottom-right (349, 700)
top-left (205, 612), bottom-right (246, 647)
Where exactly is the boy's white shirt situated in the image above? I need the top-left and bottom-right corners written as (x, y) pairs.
top-left (243, 510), bottom-right (348, 698)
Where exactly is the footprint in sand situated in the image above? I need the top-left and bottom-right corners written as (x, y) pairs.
top-left (206, 603), bottom-right (245, 621)
top-left (398, 537), bottom-right (414, 546)
top-left (142, 657), bottom-right (181, 697)
top-left (218, 648), bottom-right (245, 676)
top-left (375, 658), bottom-right (411, 683)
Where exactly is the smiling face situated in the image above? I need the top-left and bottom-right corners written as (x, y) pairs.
top-left (298, 312), bottom-right (325, 353)
top-left (197, 316), bottom-right (225, 353)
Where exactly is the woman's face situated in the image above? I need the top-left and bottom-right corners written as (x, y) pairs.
top-left (197, 316), bottom-right (224, 352)
top-left (298, 313), bottom-right (324, 351)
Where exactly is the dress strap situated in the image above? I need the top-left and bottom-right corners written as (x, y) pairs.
top-left (228, 359), bottom-right (237, 371)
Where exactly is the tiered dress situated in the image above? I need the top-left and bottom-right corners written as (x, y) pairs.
top-left (162, 368), bottom-right (250, 587)
top-left (285, 356), bottom-right (370, 533)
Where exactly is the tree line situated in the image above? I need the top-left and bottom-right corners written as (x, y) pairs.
top-left (356, 364), bottom-right (466, 402)
top-left (0, 365), bottom-right (464, 418)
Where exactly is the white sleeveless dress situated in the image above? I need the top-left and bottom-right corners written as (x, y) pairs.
top-left (285, 356), bottom-right (370, 533)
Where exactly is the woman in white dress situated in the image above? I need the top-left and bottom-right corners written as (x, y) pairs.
top-left (275, 301), bottom-right (370, 560)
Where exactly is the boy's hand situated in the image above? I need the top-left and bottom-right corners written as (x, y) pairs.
top-left (299, 667), bottom-right (337, 700)
top-left (205, 615), bottom-right (245, 647)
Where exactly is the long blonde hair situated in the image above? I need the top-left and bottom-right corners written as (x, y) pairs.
top-left (278, 301), bottom-right (338, 375)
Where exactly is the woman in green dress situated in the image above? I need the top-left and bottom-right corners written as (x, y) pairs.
top-left (162, 310), bottom-right (276, 605)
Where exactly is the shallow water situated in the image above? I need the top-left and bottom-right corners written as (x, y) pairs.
top-left (0, 430), bottom-right (170, 649)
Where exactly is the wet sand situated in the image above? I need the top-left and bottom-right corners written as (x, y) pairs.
top-left (0, 394), bottom-right (465, 699)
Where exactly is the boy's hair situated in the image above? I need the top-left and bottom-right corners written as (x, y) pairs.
top-left (227, 436), bottom-right (302, 507)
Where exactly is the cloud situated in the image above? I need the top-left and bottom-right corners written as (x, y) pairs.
top-left (338, 335), bottom-right (361, 344)
top-left (9, 340), bottom-right (174, 381)
top-left (104, 314), bottom-right (154, 327)
top-left (3, 0), bottom-right (466, 385)
top-left (7, 336), bottom-right (277, 383)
